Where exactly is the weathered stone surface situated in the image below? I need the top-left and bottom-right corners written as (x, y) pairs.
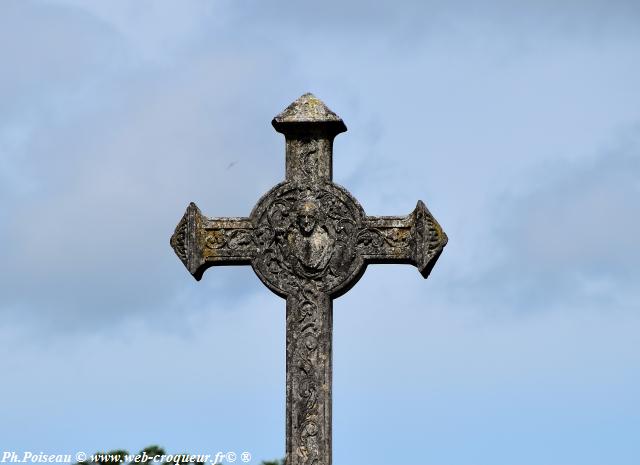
top-left (273, 93), bottom-right (346, 128)
top-left (170, 93), bottom-right (448, 465)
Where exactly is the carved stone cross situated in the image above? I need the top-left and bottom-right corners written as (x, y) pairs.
top-left (170, 94), bottom-right (447, 465)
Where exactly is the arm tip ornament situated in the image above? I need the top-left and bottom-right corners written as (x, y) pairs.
top-left (170, 202), bottom-right (205, 281)
top-left (413, 200), bottom-right (448, 278)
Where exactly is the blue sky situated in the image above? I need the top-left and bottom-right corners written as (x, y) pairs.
top-left (1, 1), bottom-right (639, 464)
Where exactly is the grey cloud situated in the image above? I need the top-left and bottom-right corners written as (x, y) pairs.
top-left (0, 0), bottom-right (126, 111)
top-left (0, 2), bottom-right (301, 331)
top-left (227, 0), bottom-right (640, 49)
top-left (450, 127), bottom-right (640, 313)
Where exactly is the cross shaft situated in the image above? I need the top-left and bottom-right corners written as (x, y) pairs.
top-left (170, 94), bottom-right (447, 465)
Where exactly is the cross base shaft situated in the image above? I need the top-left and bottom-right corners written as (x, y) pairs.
top-left (286, 290), bottom-right (332, 465)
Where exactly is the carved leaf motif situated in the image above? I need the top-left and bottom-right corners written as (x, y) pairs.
top-left (205, 231), bottom-right (226, 249)
top-left (291, 286), bottom-right (322, 464)
top-left (203, 229), bottom-right (255, 251)
top-left (299, 139), bottom-right (319, 178)
top-left (357, 227), bottom-right (408, 251)
top-left (227, 229), bottom-right (254, 249)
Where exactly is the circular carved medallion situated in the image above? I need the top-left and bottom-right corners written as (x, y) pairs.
top-left (251, 181), bottom-right (365, 296)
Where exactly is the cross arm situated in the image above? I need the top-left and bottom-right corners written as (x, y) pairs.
top-left (170, 202), bottom-right (257, 281)
top-left (358, 201), bottom-right (448, 278)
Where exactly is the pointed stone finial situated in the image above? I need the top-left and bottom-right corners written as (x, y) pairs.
top-left (272, 93), bottom-right (347, 136)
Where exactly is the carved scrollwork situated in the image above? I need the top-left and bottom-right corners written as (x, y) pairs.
top-left (203, 228), bottom-right (254, 251)
top-left (357, 226), bottom-right (410, 254)
top-left (289, 285), bottom-right (322, 465)
top-left (298, 138), bottom-right (319, 178)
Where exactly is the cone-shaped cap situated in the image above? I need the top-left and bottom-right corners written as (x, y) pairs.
top-left (272, 93), bottom-right (347, 136)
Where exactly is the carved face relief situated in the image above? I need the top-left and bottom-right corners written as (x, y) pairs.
top-left (292, 205), bottom-right (334, 274)
top-left (251, 181), bottom-right (365, 296)
top-left (296, 200), bottom-right (318, 236)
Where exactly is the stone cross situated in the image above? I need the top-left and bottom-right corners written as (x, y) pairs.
top-left (170, 94), bottom-right (447, 465)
